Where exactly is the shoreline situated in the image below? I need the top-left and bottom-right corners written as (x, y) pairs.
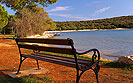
top-left (45, 28), bottom-right (128, 33)
top-left (27, 32), bottom-right (59, 38)
top-left (27, 28), bottom-right (130, 38)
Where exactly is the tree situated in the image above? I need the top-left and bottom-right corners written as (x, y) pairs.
top-left (0, 0), bottom-right (58, 10)
top-left (12, 7), bottom-right (56, 37)
top-left (55, 16), bottom-right (133, 30)
top-left (0, 3), bottom-right (9, 33)
top-left (1, 15), bottom-right (16, 34)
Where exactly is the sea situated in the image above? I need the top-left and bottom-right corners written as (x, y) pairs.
top-left (55, 29), bottom-right (133, 60)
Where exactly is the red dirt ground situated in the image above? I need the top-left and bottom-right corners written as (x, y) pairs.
top-left (0, 39), bottom-right (132, 83)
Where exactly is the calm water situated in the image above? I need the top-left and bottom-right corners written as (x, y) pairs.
top-left (55, 29), bottom-right (133, 60)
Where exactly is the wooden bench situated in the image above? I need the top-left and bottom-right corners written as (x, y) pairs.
top-left (15, 38), bottom-right (100, 83)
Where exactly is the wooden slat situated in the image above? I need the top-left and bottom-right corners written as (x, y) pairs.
top-left (22, 54), bottom-right (81, 68)
top-left (31, 53), bottom-right (91, 65)
top-left (16, 38), bottom-right (73, 46)
top-left (19, 44), bottom-right (73, 55)
top-left (38, 53), bottom-right (90, 62)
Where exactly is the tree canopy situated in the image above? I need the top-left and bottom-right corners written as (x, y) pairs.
top-left (0, 4), bottom-right (9, 31)
top-left (4, 7), bottom-right (56, 37)
top-left (0, 0), bottom-right (58, 36)
top-left (55, 16), bottom-right (133, 30)
top-left (0, 0), bottom-right (58, 10)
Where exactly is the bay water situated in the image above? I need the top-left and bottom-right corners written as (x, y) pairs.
top-left (55, 29), bottom-right (133, 60)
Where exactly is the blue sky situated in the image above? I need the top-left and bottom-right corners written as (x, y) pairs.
top-left (3, 0), bottom-right (133, 21)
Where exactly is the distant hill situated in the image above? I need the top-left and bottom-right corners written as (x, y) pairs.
top-left (55, 16), bottom-right (133, 30)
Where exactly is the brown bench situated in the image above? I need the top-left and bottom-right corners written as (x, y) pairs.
top-left (15, 38), bottom-right (100, 83)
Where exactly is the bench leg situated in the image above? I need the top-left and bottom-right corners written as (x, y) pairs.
top-left (76, 64), bottom-right (100, 83)
top-left (76, 70), bottom-right (85, 83)
top-left (92, 64), bottom-right (100, 83)
top-left (76, 70), bottom-right (80, 83)
top-left (95, 72), bottom-right (98, 83)
top-left (16, 56), bottom-right (27, 74)
top-left (36, 60), bottom-right (40, 70)
top-left (92, 69), bottom-right (99, 83)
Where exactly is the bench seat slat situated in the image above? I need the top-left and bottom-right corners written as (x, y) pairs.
top-left (19, 44), bottom-right (73, 55)
top-left (21, 54), bottom-right (81, 68)
top-left (22, 54), bottom-right (91, 69)
top-left (31, 53), bottom-right (91, 65)
top-left (38, 53), bottom-right (92, 62)
top-left (16, 38), bottom-right (72, 46)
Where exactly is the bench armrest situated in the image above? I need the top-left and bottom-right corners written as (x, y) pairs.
top-left (76, 49), bottom-right (100, 71)
top-left (76, 49), bottom-right (100, 61)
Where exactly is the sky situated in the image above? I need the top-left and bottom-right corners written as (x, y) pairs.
top-left (3, 0), bottom-right (133, 21)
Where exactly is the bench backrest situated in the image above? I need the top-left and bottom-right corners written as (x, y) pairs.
top-left (15, 38), bottom-right (75, 55)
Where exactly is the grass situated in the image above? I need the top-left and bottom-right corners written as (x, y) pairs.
top-left (119, 71), bottom-right (128, 74)
top-left (1, 66), bottom-right (10, 69)
top-left (71, 69), bottom-right (76, 72)
top-left (0, 74), bottom-right (55, 83)
top-left (36, 76), bottom-right (56, 82)
top-left (65, 82), bottom-right (72, 83)
top-left (109, 68), bottom-right (115, 71)
top-left (41, 51), bottom-right (93, 61)
top-left (0, 67), bottom-right (31, 72)
top-left (117, 70), bottom-right (132, 75)
top-left (0, 68), bottom-right (17, 72)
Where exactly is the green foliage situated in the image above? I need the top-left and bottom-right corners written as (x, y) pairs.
top-left (1, 14), bottom-right (16, 34)
top-left (0, 0), bottom-right (58, 11)
top-left (36, 76), bottom-right (56, 82)
top-left (55, 16), bottom-right (133, 30)
top-left (0, 3), bottom-right (9, 31)
top-left (105, 62), bottom-right (133, 70)
top-left (0, 0), bottom-right (57, 35)
top-left (5, 7), bottom-right (56, 37)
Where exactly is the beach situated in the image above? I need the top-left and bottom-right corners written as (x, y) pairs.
top-left (46, 28), bottom-right (125, 33)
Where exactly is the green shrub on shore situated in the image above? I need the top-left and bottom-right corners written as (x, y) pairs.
top-left (105, 62), bottom-right (133, 70)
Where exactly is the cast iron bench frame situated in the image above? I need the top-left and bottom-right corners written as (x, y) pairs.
top-left (15, 38), bottom-right (100, 83)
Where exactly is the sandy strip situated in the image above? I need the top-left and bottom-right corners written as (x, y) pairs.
top-left (46, 28), bottom-right (126, 33)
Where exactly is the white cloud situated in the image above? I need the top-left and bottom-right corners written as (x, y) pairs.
top-left (49, 13), bottom-right (93, 20)
top-left (93, 7), bottom-right (110, 16)
top-left (57, 14), bottom-right (70, 17)
top-left (49, 13), bottom-right (70, 17)
top-left (96, 7), bottom-right (110, 13)
top-left (71, 16), bottom-right (91, 20)
top-left (48, 6), bottom-right (70, 12)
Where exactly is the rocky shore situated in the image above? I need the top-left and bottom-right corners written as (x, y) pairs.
top-left (27, 31), bottom-right (60, 38)
top-left (117, 55), bottom-right (133, 65)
